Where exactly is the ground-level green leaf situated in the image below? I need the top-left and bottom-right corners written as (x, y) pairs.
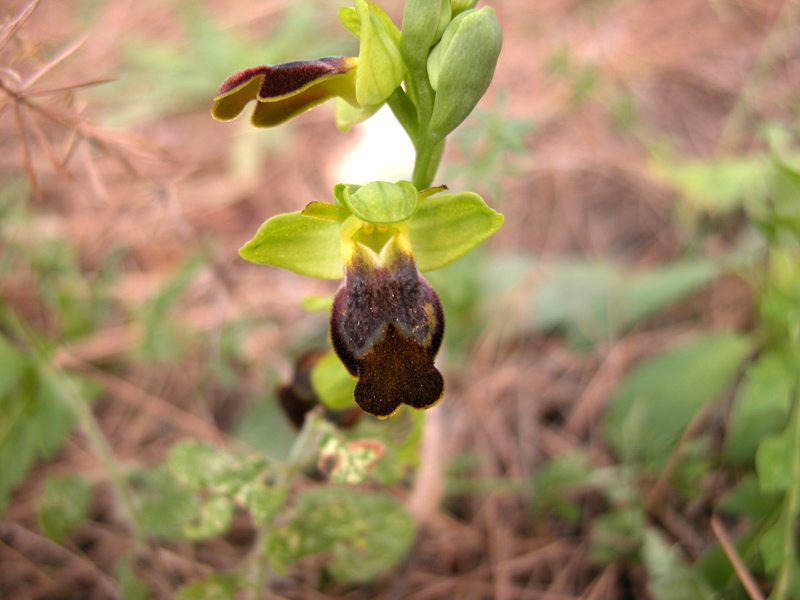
top-left (0, 367), bottom-right (77, 515)
top-left (643, 528), bottom-right (716, 600)
top-left (37, 473), bottom-right (93, 543)
top-left (757, 426), bottom-right (799, 494)
top-left (175, 574), bottom-right (241, 600)
top-left (724, 350), bottom-right (795, 465)
top-left (128, 466), bottom-right (199, 539)
top-left (184, 495), bottom-right (234, 540)
top-left (603, 333), bottom-right (750, 471)
top-left (118, 558), bottom-right (150, 600)
top-left (265, 486), bottom-right (415, 583)
top-left (528, 259), bottom-right (719, 346)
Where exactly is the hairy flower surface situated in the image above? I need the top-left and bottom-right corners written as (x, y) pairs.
top-left (330, 220), bottom-right (444, 418)
top-left (212, 57), bottom-right (359, 127)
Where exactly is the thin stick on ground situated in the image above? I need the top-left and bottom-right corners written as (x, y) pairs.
top-left (710, 514), bottom-right (766, 600)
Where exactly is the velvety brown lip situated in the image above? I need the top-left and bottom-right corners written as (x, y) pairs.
top-left (330, 236), bottom-right (444, 418)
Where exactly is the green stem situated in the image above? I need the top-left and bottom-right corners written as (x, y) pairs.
top-left (287, 411), bottom-right (325, 468)
top-left (402, 71), bottom-right (443, 189)
top-left (412, 136), bottom-right (445, 190)
top-left (47, 364), bottom-right (145, 542)
top-left (386, 87), bottom-right (418, 141)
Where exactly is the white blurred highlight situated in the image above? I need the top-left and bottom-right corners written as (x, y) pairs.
top-left (329, 105), bottom-right (416, 185)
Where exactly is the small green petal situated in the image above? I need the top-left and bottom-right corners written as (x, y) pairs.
top-left (408, 192), bottom-right (503, 272)
top-left (419, 185), bottom-right (448, 200)
top-left (302, 201), bottom-right (352, 222)
top-left (239, 212), bottom-right (343, 279)
top-left (342, 180), bottom-right (418, 224)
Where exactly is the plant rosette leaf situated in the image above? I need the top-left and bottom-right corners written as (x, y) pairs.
top-left (317, 435), bottom-right (385, 484)
top-left (175, 574), bottom-right (242, 600)
top-left (183, 495), bottom-right (235, 540)
top-left (723, 349), bottom-right (795, 464)
top-left (37, 474), bottom-right (93, 543)
top-left (603, 333), bottom-right (750, 471)
top-left (265, 487), bottom-right (415, 583)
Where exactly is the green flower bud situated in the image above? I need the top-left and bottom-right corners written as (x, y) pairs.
top-left (400, 0), bottom-right (451, 74)
top-left (427, 7), bottom-right (502, 140)
top-left (450, 0), bottom-right (479, 17)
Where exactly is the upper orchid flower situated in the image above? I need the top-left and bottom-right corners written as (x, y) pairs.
top-left (212, 0), bottom-right (406, 130)
top-left (212, 57), bottom-right (360, 128)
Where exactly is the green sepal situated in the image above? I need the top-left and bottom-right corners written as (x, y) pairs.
top-left (333, 183), bottom-right (362, 207)
top-left (428, 7), bottom-right (502, 140)
top-left (408, 191), bottom-right (503, 271)
top-left (301, 201), bottom-right (351, 222)
top-left (335, 98), bottom-right (383, 132)
top-left (434, 1), bottom-right (453, 45)
top-left (340, 2), bottom-right (400, 45)
top-left (342, 180), bottom-right (419, 224)
top-left (338, 7), bottom-right (360, 37)
top-left (450, 0), bottom-right (478, 17)
top-left (400, 0), bottom-right (451, 74)
top-left (311, 351), bottom-right (357, 411)
top-left (355, 0), bottom-right (405, 106)
top-left (239, 212), bottom-right (343, 279)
